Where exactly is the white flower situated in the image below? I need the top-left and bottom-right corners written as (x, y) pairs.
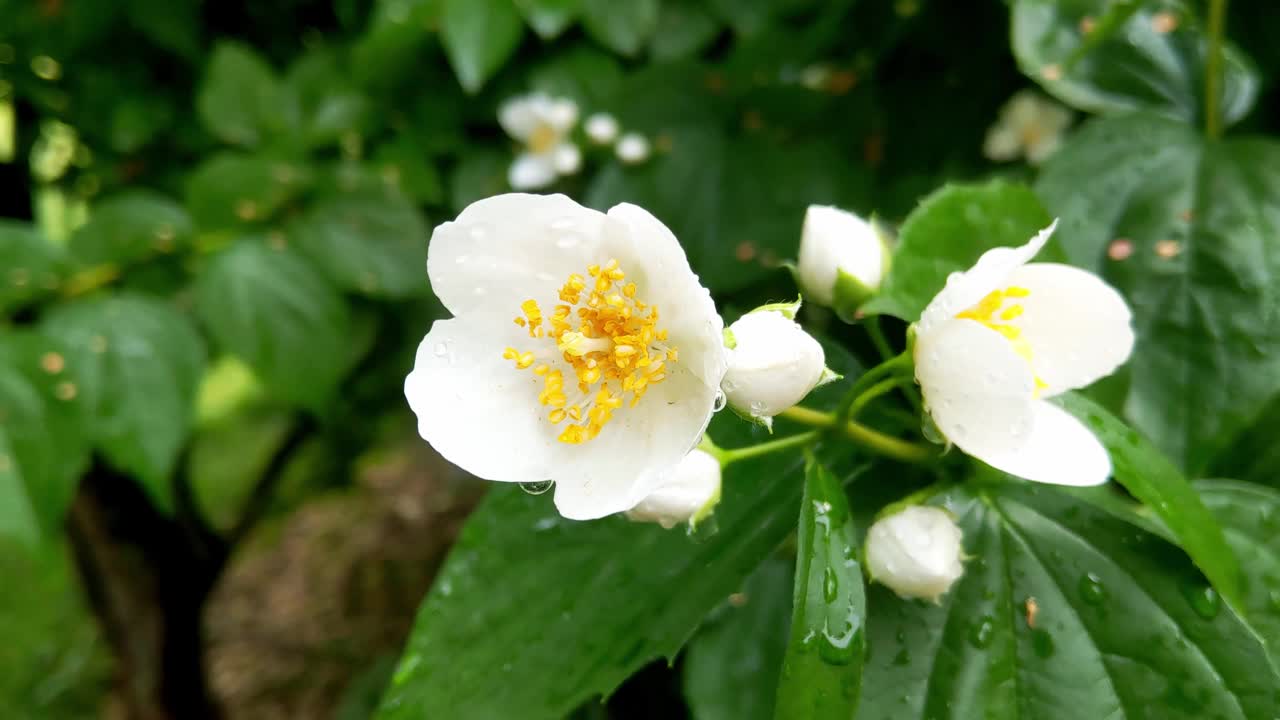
top-left (499, 94), bottom-right (582, 190)
top-left (983, 90), bottom-right (1072, 166)
top-left (625, 449), bottom-right (721, 529)
top-left (616, 133), bottom-right (651, 164)
top-left (798, 205), bottom-right (891, 307)
top-left (585, 113), bottom-right (620, 145)
top-left (913, 221), bottom-right (1135, 487)
top-left (865, 506), bottom-right (964, 602)
top-left (405, 193), bottom-right (727, 520)
top-left (722, 306), bottom-right (829, 425)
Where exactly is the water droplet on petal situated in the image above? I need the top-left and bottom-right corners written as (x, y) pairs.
top-left (555, 234), bottom-right (580, 249)
top-left (713, 390), bottom-right (727, 412)
top-left (549, 216), bottom-right (577, 231)
top-left (474, 286), bottom-right (487, 296)
top-left (520, 480), bottom-right (553, 495)
top-left (469, 225), bottom-right (489, 240)
top-left (433, 343), bottom-right (449, 357)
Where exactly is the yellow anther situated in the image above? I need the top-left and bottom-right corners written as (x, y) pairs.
top-left (1005, 286), bottom-right (1031, 298)
top-left (606, 294), bottom-right (625, 307)
top-left (502, 347), bottom-right (519, 360)
top-left (549, 409), bottom-right (567, 423)
top-left (514, 317), bottom-right (527, 327)
top-left (1000, 305), bottom-right (1025, 321)
top-left (534, 364), bottom-right (549, 376)
top-left (614, 344), bottom-right (637, 357)
top-left (623, 282), bottom-right (637, 298)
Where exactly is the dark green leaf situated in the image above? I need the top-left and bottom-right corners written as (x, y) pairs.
top-left (1056, 392), bottom-right (1240, 609)
top-left (373, 138), bottom-right (445, 205)
top-left (195, 240), bottom-right (351, 409)
top-left (0, 367), bottom-right (51, 545)
top-left (290, 183), bottom-right (428, 298)
top-left (42, 296), bottom-right (207, 510)
top-left (775, 455), bottom-right (865, 719)
top-left (125, 0), bottom-right (201, 59)
top-left (0, 221), bottom-right (68, 315)
top-left (857, 483), bottom-right (1280, 720)
top-left (68, 190), bottom-right (192, 266)
top-left (651, 1), bottom-right (722, 61)
top-left (862, 181), bottom-right (1061, 322)
top-left (449, 148), bottom-right (510, 213)
top-left (196, 42), bottom-right (300, 147)
top-left (1196, 479), bottom-right (1280, 667)
top-left (710, 0), bottom-right (773, 37)
top-left (440, 0), bottom-right (525, 93)
top-left (285, 49), bottom-right (371, 148)
top-left (514, 0), bottom-right (581, 38)
top-left (580, 0), bottom-right (660, 57)
top-left (1209, 394), bottom-right (1280, 489)
top-left (682, 558), bottom-right (792, 720)
top-left (529, 46), bottom-right (624, 108)
top-left (1012, 0), bottom-right (1259, 128)
top-left (185, 153), bottom-right (314, 230)
top-left (1036, 113), bottom-right (1280, 474)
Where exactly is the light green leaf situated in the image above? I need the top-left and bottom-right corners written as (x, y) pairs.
top-left (682, 558), bottom-right (792, 720)
top-left (514, 0), bottom-right (581, 38)
top-left (1036, 112), bottom-right (1280, 474)
top-left (1057, 392), bottom-right (1240, 609)
top-left (42, 296), bottom-right (207, 510)
top-left (856, 483), bottom-right (1280, 720)
top-left (0, 221), bottom-right (68, 315)
top-left (185, 153), bottom-right (314, 230)
top-left (1012, 0), bottom-right (1260, 128)
top-left (775, 455), bottom-right (865, 719)
top-left (289, 183), bottom-right (429, 299)
top-left (195, 240), bottom-right (351, 410)
top-left (580, 0), bottom-right (660, 57)
top-left (1196, 479), bottom-right (1280, 668)
top-left (197, 42), bottom-right (300, 147)
top-left (440, 0), bottom-right (525, 93)
top-left (68, 190), bottom-right (192, 266)
top-left (0, 367), bottom-right (50, 546)
top-left (529, 46), bottom-right (623, 107)
top-left (861, 181), bottom-right (1061, 322)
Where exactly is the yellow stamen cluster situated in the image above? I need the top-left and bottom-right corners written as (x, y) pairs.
top-left (503, 259), bottom-right (677, 444)
top-left (955, 286), bottom-right (1048, 395)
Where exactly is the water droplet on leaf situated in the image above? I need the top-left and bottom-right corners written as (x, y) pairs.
top-left (520, 480), bottom-right (553, 495)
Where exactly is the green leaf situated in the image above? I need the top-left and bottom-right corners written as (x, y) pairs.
top-left (376, 420), bottom-right (853, 720)
top-left (449, 148), bottom-right (510, 213)
top-left (1196, 479), bottom-right (1280, 668)
top-left (857, 483), bottom-right (1280, 720)
top-left (439, 0), bottom-right (525, 93)
top-left (682, 558), bottom-right (792, 720)
top-left (514, 0), bottom-right (582, 38)
top-left (0, 367), bottom-right (51, 545)
top-left (0, 221), bottom-right (68, 315)
top-left (42, 296), bottom-right (207, 510)
top-left (68, 190), bottom-right (192, 266)
top-left (373, 137), bottom-right (445, 205)
top-left (580, 0), bottom-right (660, 57)
top-left (775, 455), bottom-right (865, 719)
top-left (185, 153), bottom-right (314, 230)
top-left (1208, 394), bottom-right (1280, 488)
top-left (862, 181), bottom-right (1060, 322)
top-left (1012, 0), bottom-right (1260, 128)
top-left (650, 0), bottom-right (722, 61)
top-left (709, 0), bottom-right (773, 37)
top-left (1035, 113), bottom-right (1280, 474)
top-left (1056, 392), bottom-right (1240, 609)
top-left (125, 0), bottom-right (201, 59)
top-left (196, 42), bottom-right (300, 147)
top-left (289, 183), bottom-right (428, 299)
top-left (285, 49), bottom-right (371, 148)
top-left (195, 240), bottom-right (352, 410)
top-left (529, 46), bottom-right (624, 108)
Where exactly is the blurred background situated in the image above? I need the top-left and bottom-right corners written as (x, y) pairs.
top-left (1, 0), bottom-right (1278, 718)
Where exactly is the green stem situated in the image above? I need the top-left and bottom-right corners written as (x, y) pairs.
top-left (848, 377), bottom-right (902, 420)
top-left (719, 431), bottom-right (820, 466)
top-left (778, 406), bottom-right (935, 465)
top-left (834, 352), bottom-right (911, 425)
top-left (1205, 0), bottom-right (1227, 139)
top-left (866, 316), bottom-right (895, 362)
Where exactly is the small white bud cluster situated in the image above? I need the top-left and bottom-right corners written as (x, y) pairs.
top-left (865, 506), bottom-right (965, 602)
top-left (721, 302), bottom-right (836, 428)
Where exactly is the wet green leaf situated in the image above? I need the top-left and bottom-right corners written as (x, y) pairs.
top-left (440, 0), bottom-right (525, 93)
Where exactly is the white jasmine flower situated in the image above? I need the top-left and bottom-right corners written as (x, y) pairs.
top-left (866, 506), bottom-right (964, 602)
top-left (983, 90), bottom-right (1072, 166)
top-left (584, 113), bottom-right (620, 145)
top-left (616, 133), bottom-right (651, 164)
top-left (798, 205), bottom-right (891, 308)
top-left (499, 94), bottom-right (581, 190)
top-left (722, 304), bottom-right (831, 426)
top-left (913, 221), bottom-right (1135, 487)
top-left (405, 193), bottom-right (727, 520)
top-left (625, 449), bottom-right (721, 529)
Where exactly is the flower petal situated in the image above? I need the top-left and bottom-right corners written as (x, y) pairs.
top-left (601, 203), bottom-right (728, 387)
top-left (426, 193), bottom-right (605, 316)
top-left (974, 400), bottom-right (1112, 487)
top-left (798, 205), bottom-right (886, 303)
top-left (553, 365), bottom-right (716, 519)
top-left (982, 125), bottom-right (1022, 162)
top-left (917, 220), bottom-right (1057, 335)
top-left (551, 142), bottom-right (582, 175)
top-left (498, 95), bottom-right (546, 141)
top-left (915, 318), bottom-right (1036, 459)
top-left (1005, 262), bottom-right (1135, 396)
top-left (405, 313), bottom-right (570, 483)
top-left (508, 153), bottom-right (558, 190)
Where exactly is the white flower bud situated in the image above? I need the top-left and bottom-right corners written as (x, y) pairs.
top-left (626, 449), bottom-right (721, 529)
top-left (585, 113), bottom-right (620, 144)
top-left (865, 506), bottom-right (964, 602)
top-left (616, 133), bottom-right (651, 164)
top-left (798, 205), bottom-right (890, 308)
top-left (722, 308), bottom-right (827, 424)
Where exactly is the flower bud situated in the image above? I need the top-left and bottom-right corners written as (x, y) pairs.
top-left (798, 205), bottom-right (890, 311)
top-left (616, 133), bottom-right (651, 164)
top-left (626, 449), bottom-right (721, 529)
top-left (865, 506), bottom-right (964, 602)
top-left (722, 306), bottom-right (830, 426)
top-left (585, 113), bottom-right (620, 145)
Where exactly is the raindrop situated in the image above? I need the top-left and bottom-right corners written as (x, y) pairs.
top-left (1031, 629), bottom-right (1055, 658)
top-left (969, 617), bottom-right (995, 648)
top-left (749, 400), bottom-right (766, 413)
top-left (1078, 573), bottom-right (1107, 605)
top-left (713, 389), bottom-right (727, 411)
top-left (520, 480), bottom-right (553, 495)
top-left (1182, 583), bottom-right (1221, 620)
top-left (549, 216), bottom-right (577, 231)
top-left (823, 567), bottom-right (839, 602)
top-left (469, 224), bottom-right (489, 240)
top-left (721, 379), bottom-right (738, 392)
top-left (433, 342), bottom-right (449, 357)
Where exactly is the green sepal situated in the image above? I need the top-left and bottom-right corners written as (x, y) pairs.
top-left (722, 327), bottom-right (737, 349)
top-left (748, 296), bottom-right (803, 320)
top-left (727, 402), bottom-right (774, 433)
